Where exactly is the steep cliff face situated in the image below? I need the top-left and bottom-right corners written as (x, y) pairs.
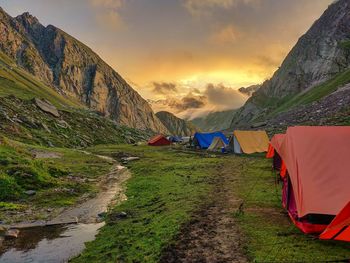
top-left (156, 111), bottom-right (197, 136)
top-left (232, 0), bottom-right (350, 127)
top-left (0, 8), bottom-right (168, 133)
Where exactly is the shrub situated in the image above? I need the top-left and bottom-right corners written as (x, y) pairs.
top-left (0, 173), bottom-right (22, 200)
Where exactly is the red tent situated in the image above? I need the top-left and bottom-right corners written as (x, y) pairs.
top-left (148, 135), bottom-right (171, 146)
top-left (269, 127), bottom-right (350, 241)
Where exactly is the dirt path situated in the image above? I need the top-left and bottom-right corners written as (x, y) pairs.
top-left (161, 159), bottom-right (248, 263)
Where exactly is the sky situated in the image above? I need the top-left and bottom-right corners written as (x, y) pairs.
top-left (0, 0), bottom-right (334, 119)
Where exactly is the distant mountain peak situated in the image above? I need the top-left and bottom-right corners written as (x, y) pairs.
top-left (156, 111), bottom-right (197, 136)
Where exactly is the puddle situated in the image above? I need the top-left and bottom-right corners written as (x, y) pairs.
top-left (0, 223), bottom-right (103, 263)
top-left (0, 163), bottom-right (131, 263)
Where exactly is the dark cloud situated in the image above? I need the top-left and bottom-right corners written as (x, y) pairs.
top-left (152, 82), bottom-right (178, 95)
top-left (167, 94), bottom-right (207, 111)
top-left (203, 83), bottom-right (247, 109)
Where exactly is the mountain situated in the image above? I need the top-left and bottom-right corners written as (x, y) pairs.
top-left (0, 7), bottom-right (168, 133)
top-left (0, 49), bottom-right (150, 147)
top-left (238, 84), bottom-right (261, 97)
top-left (155, 111), bottom-right (197, 136)
top-left (231, 0), bottom-right (350, 129)
top-left (191, 109), bottom-right (237, 132)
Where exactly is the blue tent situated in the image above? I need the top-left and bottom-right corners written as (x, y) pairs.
top-left (193, 132), bottom-right (229, 149)
top-left (168, 136), bottom-right (183, 143)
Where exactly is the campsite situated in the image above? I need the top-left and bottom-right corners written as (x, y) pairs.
top-left (2, 0), bottom-right (350, 262)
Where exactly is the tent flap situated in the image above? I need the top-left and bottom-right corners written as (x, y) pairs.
top-left (320, 201), bottom-right (350, 241)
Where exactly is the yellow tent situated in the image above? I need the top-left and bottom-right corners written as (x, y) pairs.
top-left (232, 130), bottom-right (269, 154)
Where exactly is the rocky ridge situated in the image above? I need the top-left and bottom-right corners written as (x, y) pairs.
top-left (231, 0), bottom-right (350, 128)
top-left (0, 7), bottom-right (168, 133)
top-left (155, 111), bottom-right (197, 136)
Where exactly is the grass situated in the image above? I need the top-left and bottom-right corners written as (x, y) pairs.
top-left (72, 147), bottom-right (350, 262)
top-left (271, 69), bottom-right (350, 115)
top-left (0, 138), bottom-right (114, 223)
top-left (72, 145), bottom-right (222, 263)
top-left (235, 156), bottom-right (350, 262)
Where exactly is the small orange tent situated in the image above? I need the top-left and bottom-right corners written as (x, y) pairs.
top-left (270, 126), bottom-right (350, 241)
top-left (148, 135), bottom-right (171, 146)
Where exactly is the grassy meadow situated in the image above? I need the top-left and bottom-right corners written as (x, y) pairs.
top-left (72, 145), bottom-right (350, 262)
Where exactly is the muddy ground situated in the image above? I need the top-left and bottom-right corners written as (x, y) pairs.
top-left (160, 160), bottom-right (248, 263)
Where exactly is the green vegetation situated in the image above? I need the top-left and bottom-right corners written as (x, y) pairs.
top-left (236, 157), bottom-right (350, 262)
top-left (340, 40), bottom-right (350, 51)
top-left (73, 145), bottom-right (222, 263)
top-left (271, 69), bottom-right (350, 115)
top-left (0, 138), bottom-right (114, 223)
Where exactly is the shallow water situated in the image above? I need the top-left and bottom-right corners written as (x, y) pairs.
top-left (0, 164), bottom-right (130, 263)
top-left (0, 223), bottom-right (104, 263)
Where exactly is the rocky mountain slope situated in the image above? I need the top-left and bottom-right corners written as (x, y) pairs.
top-left (155, 111), bottom-right (197, 136)
top-left (191, 109), bottom-right (237, 132)
top-left (231, 0), bottom-right (350, 128)
top-left (0, 7), bottom-right (168, 133)
top-left (238, 84), bottom-right (260, 97)
top-left (0, 51), bottom-right (150, 147)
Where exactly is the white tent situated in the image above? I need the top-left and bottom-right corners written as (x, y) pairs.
top-left (207, 137), bottom-right (227, 152)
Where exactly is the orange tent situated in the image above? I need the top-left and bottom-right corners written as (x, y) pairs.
top-left (272, 126), bottom-right (350, 240)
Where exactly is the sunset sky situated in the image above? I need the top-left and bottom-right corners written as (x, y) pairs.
top-left (0, 0), bottom-right (333, 118)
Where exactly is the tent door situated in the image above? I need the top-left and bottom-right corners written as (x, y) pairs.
top-left (234, 136), bottom-right (242, 154)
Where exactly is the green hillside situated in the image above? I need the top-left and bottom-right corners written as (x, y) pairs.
top-left (271, 69), bottom-right (350, 115)
top-left (0, 51), bottom-right (81, 109)
top-left (191, 109), bottom-right (237, 132)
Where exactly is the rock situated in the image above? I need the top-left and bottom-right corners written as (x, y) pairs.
top-left (110, 211), bottom-right (128, 220)
top-left (98, 212), bottom-right (107, 218)
top-left (57, 119), bottom-right (70, 129)
top-left (0, 225), bottom-right (7, 232)
top-left (251, 121), bottom-right (267, 129)
top-left (34, 98), bottom-right (60, 117)
top-left (5, 229), bottom-right (20, 238)
top-left (24, 190), bottom-right (36, 196)
top-left (41, 123), bottom-right (51, 133)
top-left (121, 157), bottom-right (140, 162)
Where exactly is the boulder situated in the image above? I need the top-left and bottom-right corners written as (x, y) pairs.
top-left (24, 190), bottom-right (36, 196)
top-left (5, 229), bottom-right (20, 238)
top-left (34, 98), bottom-right (60, 117)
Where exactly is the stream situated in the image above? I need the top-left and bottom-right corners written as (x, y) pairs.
top-left (0, 164), bottom-right (130, 263)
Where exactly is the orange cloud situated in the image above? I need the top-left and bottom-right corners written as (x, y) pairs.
top-left (210, 25), bottom-right (241, 44)
top-left (89, 0), bottom-right (124, 29)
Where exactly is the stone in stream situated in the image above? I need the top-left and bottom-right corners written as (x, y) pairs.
top-left (0, 225), bottom-right (7, 233)
top-left (5, 229), bottom-right (20, 239)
